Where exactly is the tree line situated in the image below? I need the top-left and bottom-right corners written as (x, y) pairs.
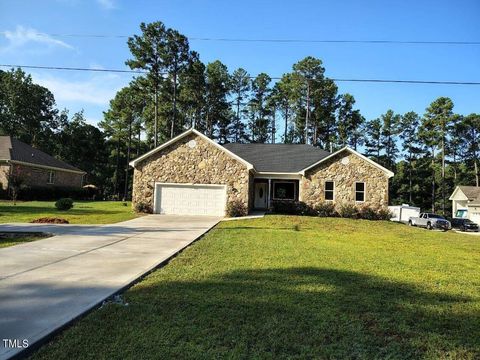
top-left (0, 21), bottom-right (478, 214)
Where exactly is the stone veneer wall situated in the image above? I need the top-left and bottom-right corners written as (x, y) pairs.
top-left (132, 133), bottom-right (251, 212)
top-left (0, 164), bottom-right (9, 190)
top-left (300, 151), bottom-right (389, 209)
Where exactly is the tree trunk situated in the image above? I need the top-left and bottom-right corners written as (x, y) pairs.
top-left (432, 147), bottom-right (436, 213)
top-left (408, 150), bottom-right (412, 204)
top-left (271, 105), bottom-right (276, 144)
top-left (171, 69), bottom-right (177, 139)
top-left (474, 130), bottom-right (479, 187)
top-left (236, 95), bottom-right (241, 143)
top-left (284, 106), bottom-right (288, 143)
top-left (114, 135), bottom-right (121, 199)
top-left (442, 136), bottom-right (445, 214)
top-left (475, 160), bottom-right (479, 187)
top-left (154, 87), bottom-right (158, 148)
top-left (124, 118), bottom-right (132, 201)
top-left (304, 81), bottom-right (310, 144)
top-left (137, 126), bottom-right (141, 157)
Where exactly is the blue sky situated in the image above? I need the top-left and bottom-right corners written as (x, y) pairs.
top-left (1, 0), bottom-right (479, 130)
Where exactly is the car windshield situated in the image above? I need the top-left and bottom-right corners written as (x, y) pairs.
top-left (464, 219), bottom-right (474, 224)
top-left (429, 214), bottom-right (445, 219)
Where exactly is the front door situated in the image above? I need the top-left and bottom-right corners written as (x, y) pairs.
top-left (254, 182), bottom-right (268, 209)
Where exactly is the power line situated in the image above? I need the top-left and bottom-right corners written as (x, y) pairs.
top-left (1, 31), bottom-right (479, 45)
top-left (0, 64), bottom-right (145, 74)
top-left (1, 64), bottom-right (480, 86)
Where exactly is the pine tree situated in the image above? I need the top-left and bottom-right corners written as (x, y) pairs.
top-left (179, 52), bottom-right (206, 131)
top-left (399, 111), bottom-right (421, 203)
top-left (230, 68), bottom-right (250, 143)
top-left (248, 73), bottom-right (271, 143)
top-left (364, 118), bottom-right (383, 161)
top-left (380, 110), bottom-right (401, 170)
top-left (205, 60), bottom-right (231, 142)
top-left (420, 97), bottom-right (454, 213)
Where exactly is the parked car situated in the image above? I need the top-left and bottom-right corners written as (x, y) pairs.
top-left (450, 218), bottom-right (479, 232)
top-left (408, 213), bottom-right (451, 231)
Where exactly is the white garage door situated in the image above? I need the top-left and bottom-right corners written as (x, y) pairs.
top-left (154, 183), bottom-right (226, 216)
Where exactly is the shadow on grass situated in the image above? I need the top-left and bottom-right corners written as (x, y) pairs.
top-left (0, 205), bottom-right (130, 216)
top-left (30, 267), bottom-right (478, 359)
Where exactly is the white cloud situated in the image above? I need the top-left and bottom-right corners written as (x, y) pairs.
top-left (97, 0), bottom-right (115, 9)
top-left (32, 73), bottom-right (125, 106)
top-left (0, 26), bottom-right (74, 53)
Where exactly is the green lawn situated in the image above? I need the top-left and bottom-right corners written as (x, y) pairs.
top-left (32, 216), bottom-right (480, 359)
top-left (0, 201), bottom-right (139, 224)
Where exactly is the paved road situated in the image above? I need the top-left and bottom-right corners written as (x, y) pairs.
top-left (0, 215), bottom-right (221, 360)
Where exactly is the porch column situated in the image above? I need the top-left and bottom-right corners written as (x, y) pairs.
top-left (268, 179), bottom-right (271, 208)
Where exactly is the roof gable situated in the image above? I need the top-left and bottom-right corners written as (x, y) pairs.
top-left (0, 136), bottom-right (85, 173)
top-left (449, 186), bottom-right (480, 201)
top-left (129, 129), bottom-right (254, 169)
top-left (300, 147), bottom-right (394, 178)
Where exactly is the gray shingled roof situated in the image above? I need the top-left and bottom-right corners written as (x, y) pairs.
top-left (223, 143), bottom-right (330, 172)
top-left (0, 136), bottom-right (84, 172)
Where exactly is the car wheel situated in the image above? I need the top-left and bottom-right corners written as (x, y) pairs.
top-left (408, 220), bottom-right (413, 226)
top-left (462, 226), bottom-right (467, 232)
top-left (427, 222), bottom-right (432, 230)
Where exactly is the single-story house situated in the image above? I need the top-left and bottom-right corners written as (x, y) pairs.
top-left (0, 136), bottom-right (86, 191)
top-left (449, 186), bottom-right (480, 223)
top-left (130, 128), bottom-right (394, 216)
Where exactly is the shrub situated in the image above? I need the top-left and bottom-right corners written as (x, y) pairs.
top-left (314, 202), bottom-right (337, 217)
top-left (55, 198), bottom-right (74, 211)
top-left (226, 200), bottom-right (248, 217)
top-left (272, 200), bottom-right (316, 216)
top-left (338, 204), bottom-right (359, 219)
top-left (134, 202), bottom-right (152, 214)
top-left (375, 207), bottom-right (393, 221)
top-left (358, 205), bottom-right (393, 220)
top-left (358, 205), bottom-right (378, 220)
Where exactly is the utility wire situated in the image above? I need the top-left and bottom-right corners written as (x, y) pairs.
top-left (1, 64), bottom-right (479, 86)
top-left (1, 31), bottom-right (479, 45)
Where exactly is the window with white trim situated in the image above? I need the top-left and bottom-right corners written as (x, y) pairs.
top-left (355, 182), bottom-right (365, 202)
top-left (324, 181), bottom-right (334, 201)
top-left (47, 170), bottom-right (55, 184)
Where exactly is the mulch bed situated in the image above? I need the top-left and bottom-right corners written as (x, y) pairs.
top-left (31, 217), bottom-right (70, 224)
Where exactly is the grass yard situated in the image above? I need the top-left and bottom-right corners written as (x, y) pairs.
top-left (0, 201), bottom-right (138, 224)
top-left (32, 216), bottom-right (480, 359)
top-left (0, 234), bottom-right (50, 248)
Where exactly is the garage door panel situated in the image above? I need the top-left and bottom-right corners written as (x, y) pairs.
top-left (155, 184), bottom-right (226, 216)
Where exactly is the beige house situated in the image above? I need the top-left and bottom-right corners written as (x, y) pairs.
top-left (449, 186), bottom-right (480, 223)
top-left (130, 129), bottom-right (394, 216)
top-left (0, 136), bottom-right (85, 191)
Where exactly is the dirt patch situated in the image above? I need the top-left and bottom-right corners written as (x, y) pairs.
top-left (31, 217), bottom-right (70, 224)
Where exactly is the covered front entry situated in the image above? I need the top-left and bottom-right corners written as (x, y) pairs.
top-left (154, 183), bottom-right (227, 216)
top-left (253, 179), bottom-right (299, 209)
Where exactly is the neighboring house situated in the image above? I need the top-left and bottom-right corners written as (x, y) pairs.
top-left (449, 186), bottom-right (480, 223)
top-left (0, 136), bottom-right (86, 191)
top-left (130, 128), bottom-right (394, 216)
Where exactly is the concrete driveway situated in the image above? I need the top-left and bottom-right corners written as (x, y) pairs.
top-left (0, 215), bottom-right (221, 360)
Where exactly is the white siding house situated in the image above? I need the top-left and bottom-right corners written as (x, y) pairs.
top-left (449, 186), bottom-right (480, 224)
